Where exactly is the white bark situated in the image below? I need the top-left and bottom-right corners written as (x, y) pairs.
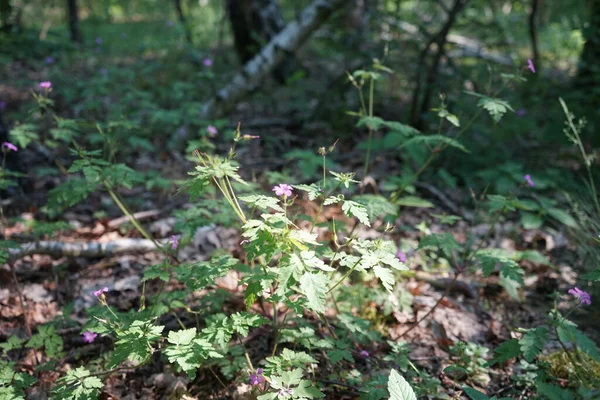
top-left (200, 0), bottom-right (347, 118)
top-left (8, 238), bottom-right (167, 259)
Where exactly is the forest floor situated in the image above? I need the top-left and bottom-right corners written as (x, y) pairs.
top-left (1, 140), bottom-right (593, 399)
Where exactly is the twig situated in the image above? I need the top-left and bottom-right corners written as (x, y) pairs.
top-left (8, 261), bottom-right (32, 337)
top-left (107, 209), bottom-right (161, 228)
top-left (414, 181), bottom-right (473, 221)
top-left (398, 272), bottom-right (460, 338)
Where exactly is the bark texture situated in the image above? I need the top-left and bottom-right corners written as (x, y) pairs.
top-left (577, 0), bottom-right (600, 97)
top-left (201, 0), bottom-right (347, 118)
top-left (9, 238), bottom-right (163, 260)
top-left (173, 0), bottom-right (192, 43)
top-left (226, 0), bottom-right (295, 83)
top-left (67, 0), bottom-right (82, 43)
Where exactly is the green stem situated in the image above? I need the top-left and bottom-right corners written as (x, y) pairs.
top-left (238, 336), bottom-right (254, 371)
top-left (322, 155), bottom-right (326, 188)
top-left (391, 109), bottom-right (483, 201)
top-left (225, 175), bottom-right (247, 223)
top-left (363, 78), bottom-right (375, 178)
top-left (327, 257), bottom-right (362, 294)
top-left (104, 182), bottom-right (160, 248)
top-left (559, 97), bottom-right (600, 216)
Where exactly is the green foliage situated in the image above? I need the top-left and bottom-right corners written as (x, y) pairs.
top-left (466, 91), bottom-right (514, 123)
top-left (400, 134), bottom-right (469, 153)
top-left (26, 324), bottom-right (64, 358)
top-left (299, 271), bottom-right (328, 313)
top-left (388, 369), bottom-right (417, 400)
top-left (52, 367), bottom-right (102, 400)
top-left (418, 233), bottom-right (462, 258)
top-left (519, 327), bottom-right (549, 362)
top-left (258, 368), bottom-right (324, 399)
top-left (164, 328), bottom-right (222, 378)
top-left (109, 320), bottom-right (164, 368)
top-left (488, 339), bottom-right (521, 366)
top-left (0, 362), bottom-right (37, 400)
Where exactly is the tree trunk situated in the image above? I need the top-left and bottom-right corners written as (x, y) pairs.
top-left (226, 0), bottom-right (296, 83)
top-left (66, 0), bottom-right (82, 44)
top-left (201, 0), bottom-right (347, 118)
top-left (577, 0), bottom-right (600, 95)
top-left (409, 0), bottom-right (469, 129)
top-left (0, 0), bottom-right (13, 32)
top-left (173, 0), bottom-right (192, 43)
top-left (528, 0), bottom-right (540, 71)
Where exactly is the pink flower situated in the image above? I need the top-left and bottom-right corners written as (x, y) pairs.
top-left (93, 287), bottom-right (109, 297)
top-left (2, 142), bottom-right (18, 152)
top-left (272, 184), bottom-right (293, 198)
top-left (207, 125), bottom-right (218, 137)
top-left (524, 174), bottom-right (535, 187)
top-left (359, 350), bottom-right (370, 357)
top-left (39, 81), bottom-right (52, 89)
top-left (568, 287), bottom-right (591, 305)
top-left (203, 58), bottom-right (213, 67)
top-left (396, 249), bottom-right (407, 263)
top-left (249, 368), bottom-right (264, 386)
top-left (82, 331), bottom-right (98, 343)
top-left (240, 239), bottom-right (250, 245)
top-left (170, 235), bottom-right (179, 250)
top-left (527, 59), bottom-right (536, 73)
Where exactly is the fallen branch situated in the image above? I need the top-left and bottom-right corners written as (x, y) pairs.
top-left (8, 238), bottom-right (169, 260)
top-left (394, 20), bottom-right (514, 67)
top-left (200, 0), bottom-right (348, 118)
top-left (414, 181), bottom-right (473, 222)
top-left (414, 271), bottom-right (477, 299)
top-left (107, 210), bottom-right (162, 229)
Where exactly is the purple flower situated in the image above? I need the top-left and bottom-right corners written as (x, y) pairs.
top-left (96, 36), bottom-right (103, 45)
top-left (203, 58), bottom-right (213, 67)
top-left (272, 184), bottom-right (293, 198)
top-left (2, 142), bottom-right (18, 152)
top-left (0, 101), bottom-right (6, 110)
top-left (524, 174), bottom-right (535, 187)
top-left (359, 350), bottom-right (370, 357)
top-left (207, 125), bottom-right (218, 137)
top-left (99, 68), bottom-right (109, 77)
top-left (44, 56), bottom-right (54, 65)
top-left (568, 287), bottom-right (591, 305)
top-left (396, 249), bottom-right (407, 263)
top-left (166, 20), bottom-right (174, 27)
top-left (517, 108), bottom-right (527, 117)
top-left (93, 287), bottom-right (109, 297)
top-left (170, 235), bottom-right (179, 250)
top-left (527, 59), bottom-right (536, 74)
top-left (82, 331), bottom-right (98, 343)
top-left (249, 368), bottom-right (265, 386)
top-left (39, 81), bottom-right (52, 89)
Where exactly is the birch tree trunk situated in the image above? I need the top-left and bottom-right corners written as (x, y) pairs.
top-left (201, 0), bottom-right (347, 118)
top-left (227, 0), bottom-right (295, 83)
